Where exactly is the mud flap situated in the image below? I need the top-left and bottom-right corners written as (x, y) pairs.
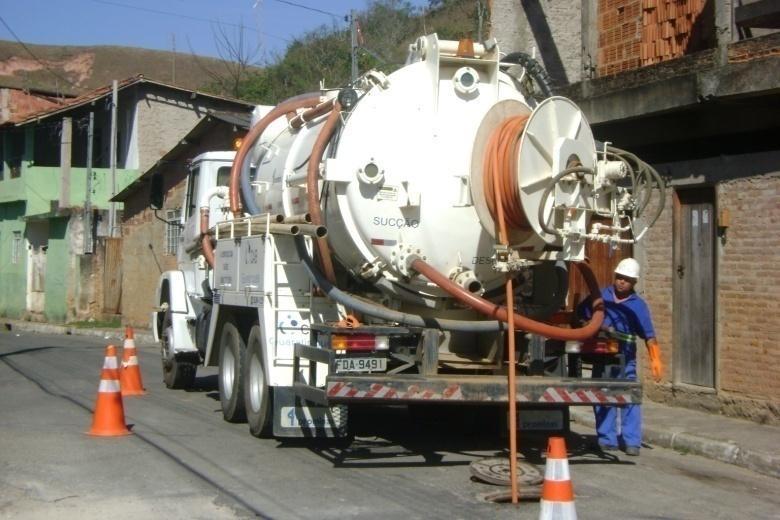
top-left (272, 387), bottom-right (348, 438)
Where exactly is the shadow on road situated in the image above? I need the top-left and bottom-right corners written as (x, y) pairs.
top-left (185, 374), bottom-right (218, 393)
top-left (277, 404), bottom-right (633, 469)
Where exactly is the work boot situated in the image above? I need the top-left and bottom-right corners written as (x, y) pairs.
top-left (624, 446), bottom-right (640, 456)
top-left (598, 444), bottom-right (619, 452)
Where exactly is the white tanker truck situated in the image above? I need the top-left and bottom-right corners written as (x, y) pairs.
top-left (151, 34), bottom-right (664, 438)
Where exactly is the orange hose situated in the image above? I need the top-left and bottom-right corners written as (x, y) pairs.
top-left (411, 254), bottom-right (603, 339)
top-left (306, 102), bottom-right (342, 284)
top-left (229, 95), bottom-right (322, 217)
top-left (483, 117), bottom-right (527, 478)
top-left (483, 115), bottom-right (531, 231)
top-left (200, 208), bottom-right (215, 268)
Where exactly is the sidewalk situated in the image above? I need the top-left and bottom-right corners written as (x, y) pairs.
top-left (4, 317), bottom-right (778, 480)
top-left (2, 318), bottom-right (155, 346)
top-left (570, 399), bottom-right (780, 480)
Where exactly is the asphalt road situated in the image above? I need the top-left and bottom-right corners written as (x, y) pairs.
top-left (1, 330), bottom-right (778, 519)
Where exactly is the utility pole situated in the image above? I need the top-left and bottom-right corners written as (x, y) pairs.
top-left (172, 34), bottom-right (176, 84)
top-left (59, 117), bottom-right (72, 209)
top-left (350, 10), bottom-right (358, 82)
top-left (108, 80), bottom-right (118, 237)
top-left (84, 112), bottom-right (94, 254)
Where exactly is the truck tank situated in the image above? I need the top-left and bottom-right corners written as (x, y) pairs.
top-left (226, 33), bottom-right (664, 336)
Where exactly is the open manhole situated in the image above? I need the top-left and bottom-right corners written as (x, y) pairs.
top-left (478, 486), bottom-right (542, 503)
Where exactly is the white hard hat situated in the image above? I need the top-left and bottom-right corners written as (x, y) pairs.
top-left (615, 258), bottom-right (640, 279)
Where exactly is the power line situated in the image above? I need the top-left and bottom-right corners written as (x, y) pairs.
top-left (0, 15), bottom-right (84, 92)
top-left (270, 0), bottom-right (344, 20)
top-left (90, 0), bottom-right (290, 42)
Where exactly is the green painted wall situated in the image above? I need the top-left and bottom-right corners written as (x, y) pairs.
top-left (18, 166), bottom-right (138, 217)
top-left (43, 218), bottom-right (69, 322)
top-left (0, 202), bottom-right (27, 318)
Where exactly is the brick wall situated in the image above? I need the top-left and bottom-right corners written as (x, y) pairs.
top-left (0, 89), bottom-right (63, 124)
top-left (598, 0), bottom-right (642, 76)
top-left (642, 171), bottom-right (780, 424)
top-left (639, 189), bottom-right (674, 381)
top-left (717, 174), bottom-right (780, 400)
top-left (119, 125), bottom-right (243, 327)
top-left (119, 181), bottom-right (185, 327)
top-left (598, 0), bottom-right (713, 77)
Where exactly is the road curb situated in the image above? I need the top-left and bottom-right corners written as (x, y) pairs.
top-left (570, 407), bottom-right (780, 480)
top-left (2, 319), bottom-right (155, 345)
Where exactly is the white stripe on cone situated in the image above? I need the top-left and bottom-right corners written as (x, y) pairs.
top-left (98, 379), bottom-right (121, 393)
top-left (122, 356), bottom-right (139, 367)
top-left (544, 459), bottom-right (571, 481)
top-left (540, 500), bottom-right (577, 520)
top-left (102, 357), bottom-right (118, 369)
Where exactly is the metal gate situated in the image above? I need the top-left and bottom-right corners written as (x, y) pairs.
top-left (674, 188), bottom-right (716, 388)
top-left (103, 237), bottom-right (122, 314)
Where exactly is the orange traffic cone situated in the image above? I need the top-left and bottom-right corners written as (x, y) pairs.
top-left (88, 345), bottom-right (132, 437)
top-left (120, 327), bottom-right (146, 396)
top-left (539, 437), bottom-right (577, 520)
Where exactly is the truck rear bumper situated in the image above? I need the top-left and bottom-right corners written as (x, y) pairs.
top-left (323, 375), bottom-right (641, 405)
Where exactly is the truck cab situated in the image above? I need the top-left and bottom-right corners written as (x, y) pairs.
top-left (151, 151), bottom-right (235, 389)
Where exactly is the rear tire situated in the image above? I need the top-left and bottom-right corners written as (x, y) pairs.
top-left (161, 309), bottom-right (197, 389)
top-left (244, 324), bottom-right (273, 438)
top-left (218, 319), bottom-right (247, 423)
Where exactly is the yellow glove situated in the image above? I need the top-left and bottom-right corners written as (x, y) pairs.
top-left (646, 339), bottom-right (662, 382)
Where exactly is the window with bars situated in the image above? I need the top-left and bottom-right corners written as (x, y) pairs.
top-left (12, 231), bottom-right (22, 264)
top-left (165, 209), bottom-right (182, 255)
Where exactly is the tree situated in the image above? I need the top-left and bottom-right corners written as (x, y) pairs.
top-left (190, 23), bottom-right (263, 99)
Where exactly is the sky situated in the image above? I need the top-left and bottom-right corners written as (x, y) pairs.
top-left (0, 0), bottom-right (428, 63)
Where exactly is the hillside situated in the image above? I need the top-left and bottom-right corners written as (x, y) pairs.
top-left (0, 0), bottom-right (486, 102)
top-left (234, 0), bottom-right (486, 103)
top-left (0, 40), bottom-right (242, 96)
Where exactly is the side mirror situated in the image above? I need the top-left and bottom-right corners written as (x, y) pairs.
top-left (149, 172), bottom-right (164, 210)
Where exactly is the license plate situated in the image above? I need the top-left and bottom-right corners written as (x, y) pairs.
top-left (334, 357), bottom-right (386, 373)
top-left (517, 409), bottom-right (565, 431)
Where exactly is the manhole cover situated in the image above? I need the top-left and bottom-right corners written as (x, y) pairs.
top-left (470, 458), bottom-right (543, 486)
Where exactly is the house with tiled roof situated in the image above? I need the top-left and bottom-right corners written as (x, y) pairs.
top-left (0, 76), bottom-right (253, 322)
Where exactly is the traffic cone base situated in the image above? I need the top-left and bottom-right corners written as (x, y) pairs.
top-left (88, 345), bottom-right (132, 437)
top-left (120, 326), bottom-right (146, 396)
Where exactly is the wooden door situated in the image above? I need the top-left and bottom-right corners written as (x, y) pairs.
top-left (26, 221), bottom-right (48, 314)
top-left (674, 188), bottom-right (716, 387)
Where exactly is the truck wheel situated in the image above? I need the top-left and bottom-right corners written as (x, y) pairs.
top-left (244, 325), bottom-right (273, 438)
top-left (218, 319), bottom-right (247, 422)
top-left (161, 309), bottom-right (197, 389)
